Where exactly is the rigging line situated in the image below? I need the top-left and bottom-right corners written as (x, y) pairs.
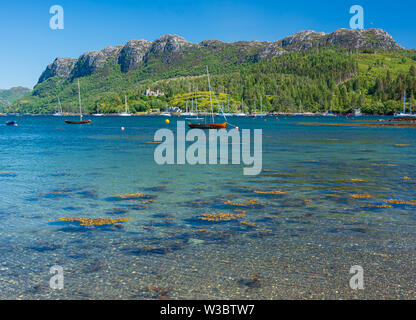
top-left (206, 66), bottom-right (215, 124)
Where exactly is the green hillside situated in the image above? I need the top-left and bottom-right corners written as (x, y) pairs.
top-left (9, 32), bottom-right (416, 115)
top-left (0, 87), bottom-right (31, 111)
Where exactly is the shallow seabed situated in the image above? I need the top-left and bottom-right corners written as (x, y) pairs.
top-left (1, 115), bottom-right (416, 299)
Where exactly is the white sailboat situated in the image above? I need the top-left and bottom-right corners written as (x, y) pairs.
top-left (235, 98), bottom-right (247, 117)
top-left (256, 96), bottom-right (267, 117)
top-left (53, 97), bottom-right (63, 116)
top-left (394, 90), bottom-right (416, 118)
top-left (119, 95), bottom-right (132, 116)
top-left (65, 80), bottom-right (91, 124)
top-left (186, 91), bottom-right (202, 120)
top-left (182, 100), bottom-right (195, 117)
top-left (92, 102), bottom-right (103, 116)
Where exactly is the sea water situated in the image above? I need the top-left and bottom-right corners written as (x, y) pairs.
top-left (1, 115), bottom-right (416, 299)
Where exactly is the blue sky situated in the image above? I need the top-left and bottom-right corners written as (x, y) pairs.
top-left (0, 0), bottom-right (415, 89)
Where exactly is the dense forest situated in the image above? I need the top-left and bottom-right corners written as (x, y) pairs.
top-left (9, 47), bottom-right (416, 115)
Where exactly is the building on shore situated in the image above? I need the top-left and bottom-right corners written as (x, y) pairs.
top-left (144, 88), bottom-right (164, 97)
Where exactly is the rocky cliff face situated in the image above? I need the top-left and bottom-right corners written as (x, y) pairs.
top-left (117, 40), bottom-right (152, 72)
top-left (38, 57), bottom-right (77, 83)
top-left (37, 28), bottom-right (403, 84)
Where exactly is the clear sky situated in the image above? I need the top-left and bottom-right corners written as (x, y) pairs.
top-left (0, 0), bottom-right (415, 89)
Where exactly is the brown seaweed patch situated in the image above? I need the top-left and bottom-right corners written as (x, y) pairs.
top-left (199, 213), bottom-right (238, 222)
top-left (403, 176), bottom-right (412, 180)
top-left (384, 199), bottom-right (416, 205)
top-left (58, 217), bottom-right (131, 226)
top-left (128, 199), bottom-right (154, 204)
top-left (253, 190), bottom-right (287, 195)
top-left (112, 192), bottom-right (144, 198)
top-left (105, 192), bottom-right (156, 202)
top-left (325, 194), bottom-right (342, 198)
top-left (351, 193), bottom-right (372, 199)
top-left (224, 199), bottom-right (260, 207)
top-left (366, 204), bottom-right (393, 208)
top-left (351, 178), bottom-right (367, 182)
top-left (240, 221), bottom-right (257, 227)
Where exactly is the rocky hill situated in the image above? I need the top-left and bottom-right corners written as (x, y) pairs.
top-left (37, 28), bottom-right (402, 84)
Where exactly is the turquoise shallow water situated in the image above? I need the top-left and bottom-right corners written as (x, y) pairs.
top-left (1, 115), bottom-right (416, 299)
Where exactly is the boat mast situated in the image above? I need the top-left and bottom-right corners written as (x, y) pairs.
top-left (260, 96), bottom-right (263, 113)
top-left (58, 97), bottom-right (62, 114)
top-left (77, 80), bottom-right (82, 119)
top-left (206, 66), bottom-right (214, 124)
top-left (125, 95), bottom-right (128, 113)
top-left (403, 90), bottom-right (406, 113)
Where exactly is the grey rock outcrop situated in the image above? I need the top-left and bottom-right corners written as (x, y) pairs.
top-left (38, 58), bottom-right (77, 83)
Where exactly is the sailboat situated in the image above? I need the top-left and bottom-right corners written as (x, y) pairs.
top-left (186, 90), bottom-right (202, 120)
top-left (294, 100), bottom-right (305, 116)
top-left (119, 96), bottom-right (132, 116)
top-left (394, 91), bottom-right (416, 118)
top-left (324, 104), bottom-right (336, 117)
top-left (182, 100), bottom-right (196, 117)
top-left (65, 80), bottom-right (91, 124)
top-left (92, 102), bottom-right (103, 116)
top-left (219, 95), bottom-right (233, 117)
top-left (235, 98), bottom-right (247, 117)
top-left (53, 97), bottom-right (63, 116)
top-left (354, 108), bottom-right (363, 117)
top-left (256, 96), bottom-right (267, 117)
top-left (188, 66), bottom-right (227, 129)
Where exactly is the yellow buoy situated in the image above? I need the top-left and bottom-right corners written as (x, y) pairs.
top-left (165, 119), bottom-right (170, 124)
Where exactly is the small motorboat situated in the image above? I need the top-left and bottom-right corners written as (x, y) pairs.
top-left (6, 121), bottom-right (17, 126)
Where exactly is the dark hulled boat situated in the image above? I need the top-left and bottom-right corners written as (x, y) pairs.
top-left (187, 66), bottom-right (227, 130)
top-left (188, 122), bottom-right (227, 129)
top-left (65, 120), bottom-right (91, 124)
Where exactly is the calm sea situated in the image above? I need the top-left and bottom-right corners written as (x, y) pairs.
top-left (1, 115), bottom-right (416, 299)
